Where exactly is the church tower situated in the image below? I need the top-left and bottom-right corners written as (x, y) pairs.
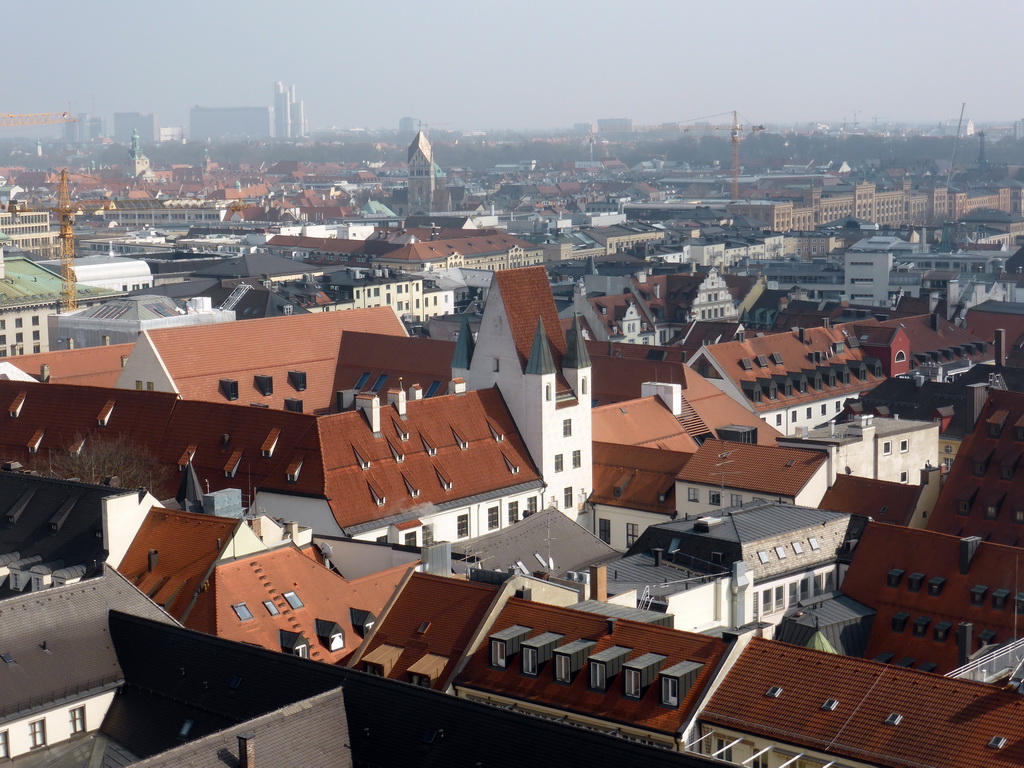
top-left (126, 129), bottom-right (152, 180)
top-left (406, 131), bottom-right (442, 216)
top-left (454, 266), bottom-right (593, 523)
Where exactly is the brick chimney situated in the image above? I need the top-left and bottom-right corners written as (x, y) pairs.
top-left (237, 733), bottom-right (255, 768)
top-left (589, 564), bottom-right (607, 602)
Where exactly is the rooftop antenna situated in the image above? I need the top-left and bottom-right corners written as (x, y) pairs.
top-left (944, 102), bottom-right (966, 193)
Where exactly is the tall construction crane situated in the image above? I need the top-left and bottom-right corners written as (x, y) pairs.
top-left (55, 169), bottom-right (78, 311)
top-left (0, 112), bottom-right (77, 128)
top-left (683, 111), bottom-right (765, 200)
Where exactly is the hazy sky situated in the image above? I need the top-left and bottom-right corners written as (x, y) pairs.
top-left (7, 0), bottom-right (1022, 134)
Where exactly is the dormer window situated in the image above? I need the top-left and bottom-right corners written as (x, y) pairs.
top-left (553, 639), bottom-right (596, 684)
top-left (622, 653), bottom-right (665, 699)
top-left (587, 646), bottom-right (631, 692)
top-left (659, 660), bottom-right (702, 708)
top-left (521, 632), bottom-right (562, 676)
top-left (490, 625), bottom-right (531, 669)
top-left (262, 428), bottom-right (280, 458)
top-left (315, 620), bottom-right (345, 651)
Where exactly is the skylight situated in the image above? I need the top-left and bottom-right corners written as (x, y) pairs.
top-left (283, 591), bottom-right (304, 610)
top-left (885, 713), bottom-right (903, 725)
top-left (232, 603), bottom-right (253, 621)
top-left (822, 699), bottom-right (839, 711)
top-left (765, 686), bottom-right (783, 698)
top-left (808, 537), bottom-right (820, 550)
top-left (263, 600), bottom-right (280, 616)
top-left (757, 551), bottom-right (769, 564)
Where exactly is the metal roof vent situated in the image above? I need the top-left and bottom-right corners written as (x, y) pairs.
top-left (765, 686), bottom-right (783, 698)
top-left (989, 736), bottom-right (1007, 750)
top-left (822, 699), bottom-right (839, 711)
top-left (885, 713), bottom-right (903, 725)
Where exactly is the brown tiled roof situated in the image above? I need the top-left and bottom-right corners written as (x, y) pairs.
top-left (188, 545), bottom-right (412, 665)
top-left (591, 397), bottom-right (698, 452)
top-left (143, 307), bottom-right (406, 413)
top-left (10, 343), bottom-right (135, 387)
top-left (702, 636), bottom-right (1024, 767)
top-left (592, 443), bottom-right (690, 515)
top-left (842, 521), bottom-right (1024, 673)
top-left (819, 475), bottom-right (922, 525)
top-left (118, 507), bottom-right (240, 621)
top-left (930, 389), bottom-right (1024, 545)
top-left (493, 266), bottom-right (565, 371)
top-left (676, 439), bottom-right (826, 497)
top-left (352, 572), bottom-right (501, 689)
top-left (312, 388), bottom-right (539, 530)
top-left (846, 313), bottom-right (990, 364)
top-left (457, 598), bottom-right (725, 736)
top-left (965, 302), bottom-right (1024, 345)
top-left (333, 332), bottom-right (454, 395)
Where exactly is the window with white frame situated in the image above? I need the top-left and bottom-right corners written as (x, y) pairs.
top-left (0, 730), bottom-right (8, 759)
top-left (623, 668), bottom-right (641, 698)
top-left (882, 440), bottom-right (892, 456)
top-left (687, 487), bottom-right (699, 503)
top-left (70, 706), bottom-right (86, 734)
top-left (661, 675), bottom-right (679, 707)
top-left (29, 719), bottom-right (45, 748)
top-left (900, 439), bottom-right (909, 453)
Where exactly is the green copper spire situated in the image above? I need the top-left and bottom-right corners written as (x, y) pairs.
top-left (563, 314), bottom-right (591, 370)
top-left (525, 317), bottom-right (556, 376)
top-left (451, 313), bottom-right (475, 370)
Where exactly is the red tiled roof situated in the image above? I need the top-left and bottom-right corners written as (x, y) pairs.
top-left (930, 389), bottom-right (1024, 545)
top-left (591, 397), bottom-right (698, 452)
top-left (353, 572), bottom-right (501, 689)
top-left (592, 443), bottom-right (690, 515)
top-left (118, 507), bottom-right (240, 621)
top-left (842, 521), bottom-right (1024, 673)
top-left (819, 475), bottom-right (922, 525)
top-left (188, 545), bottom-right (412, 664)
top-left (702, 636), bottom-right (1024, 768)
top-left (965, 303), bottom-right (1024, 345)
top-left (9, 343), bottom-right (135, 387)
top-left (143, 308), bottom-right (406, 413)
top-left (457, 598), bottom-right (725, 736)
top-left (493, 267), bottom-right (565, 371)
top-left (332, 332), bottom-right (454, 396)
top-left (676, 439), bottom-right (826, 497)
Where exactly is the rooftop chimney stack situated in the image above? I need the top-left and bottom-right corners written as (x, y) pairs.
top-left (39, 364), bottom-right (50, 383)
top-left (387, 387), bottom-right (407, 417)
top-left (147, 549), bottom-right (158, 572)
top-left (237, 733), bottom-right (255, 768)
top-left (966, 383), bottom-right (989, 430)
top-left (408, 383), bottom-right (423, 401)
top-left (652, 547), bottom-right (664, 567)
top-left (995, 328), bottom-right (1006, 367)
top-left (355, 393), bottom-right (381, 434)
top-left (930, 312), bottom-right (940, 332)
top-left (959, 536), bottom-right (982, 574)
top-left (956, 622), bottom-right (974, 667)
top-left (589, 564), bottom-right (607, 602)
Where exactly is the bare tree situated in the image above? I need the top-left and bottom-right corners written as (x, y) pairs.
top-left (31, 433), bottom-right (172, 492)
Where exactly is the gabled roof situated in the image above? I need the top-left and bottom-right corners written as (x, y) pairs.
top-left (118, 507), bottom-right (242, 621)
top-left (333, 332), bottom-right (454, 398)
top-left (592, 442), bottom-right (690, 515)
top-left (9, 342), bottom-right (135, 387)
top-left (0, 568), bottom-right (176, 725)
top-left (137, 307), bottom-right (406, 412)
top-left (351, 572), bottom-right (501, 689)
top-left (188, 545), bottom-right (412, 664)
top-left (676, 439), bottom-right (826, 497)
top-left (820, 474), bottom-right (923, 525)
top-left (701, 636), bottom-right (1024, 768)
top-left (592, 396), bottom-right (698, 451)
top-left (456, 598), bottom-right (726, 736)
top-left (492, 266), bottom-right (565, 371)
top-left (452, 506), bottom-right (616, 577)
top-left (842, 521), bottom-right (1024, 673)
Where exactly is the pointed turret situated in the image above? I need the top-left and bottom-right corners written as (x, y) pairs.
top-left (563, 314), bottom-right (591, 370)
top-left (176, 457), bottom-right (204, 515)
top-left (451, 313), bottom-right (476, 370)
top-left (525, 317), bottom-right (556, 375)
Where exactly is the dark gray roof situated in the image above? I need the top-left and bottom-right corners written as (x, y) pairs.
top-left (452, 506), bottom-right (616, 578)
top-left (604, 551), bottom-right (714, 600)
top-left (0, 568), bottom-right (176, 726)
top-left (574, 599), bottom-right (674, 627)
top-left (0, 472), bottom-right (143, 591)
top-left (128, 687), bottom-right (352, 768)
top-left (191, 252), bottom-right (308, 279)
top-left (774, 591), bottom-right (877, 657)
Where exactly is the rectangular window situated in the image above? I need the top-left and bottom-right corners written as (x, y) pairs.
top-left (789, 581), bottom-right (798, 606)
top-left (776, 414), bottom-right (783, 426)
top-left (422, 524), bottom-right (434, 546)
top-left (457, 514), bottom-right (469, 538)
top-left (687, 487), bottom-right (699, 503)
top-left (283, 591), bottom-right (303, 609)
top-left (0, 730), bottom-right (6, 759)
top-left (522, 647), bottom-right (538, 675)
top-left (883, 441), bottom-right (892, 456)
top-left (623, 668), bottom-right (641, 698)
top-left (563, 486), bottom-right (573, 509)
top-left (599, 518), bottom-right (611, 544)
top-left (589, 662), bottom-right (606, 691)
top-left (404, 532), bottom-right (416, 546)
top-left (527, 497), bottom-right (538, 514)
top-left (29, 719), bottom-right (45, 748)
top-left (562, 418), bottom-right (572, 437)
top-left (490, 639), bottom-right (507, 668)
top-left (626, 522), bottom-right (638, 548)
top-left (900, 439), bottom-right (909, 453)
top-left (730, 493), bottom-right (742, 507)
top-left (487, 506), bottom-right (499, 530)
top-left (554, 454), bottom-right (564, 472)
top-left (70, 706), bottom-right (86, 734)
top-left (806, 407), bottom-right (812, 419)
top-left (555, 654), bottom-right (571, 683)
top-left (662, 675), bottom-right (680, 707)
top-left (508, 502), bottom-right (519, 524)
top-left (709, 490), bottom-right (721, 506)
top-left (572, 450), bottom-right (581, 469)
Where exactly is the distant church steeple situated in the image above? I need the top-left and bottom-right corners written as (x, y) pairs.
top-left (126, 128), bottom-right (152, 180)
top-left (406, 130), bottom-right (444, 216)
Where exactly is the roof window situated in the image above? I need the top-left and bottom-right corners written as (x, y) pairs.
top-left (232, 603), bottom-right (253, 621)
top-left (765, 686), bottom-right (783, 698)
top-left (263, 600), bottom-right (279, 616)
top-left (283, 591), bottom-right (304, 610)
top-left (821, 699), bottom-right (839, 711)
top-left (885, 713), bottom-right (903, 726)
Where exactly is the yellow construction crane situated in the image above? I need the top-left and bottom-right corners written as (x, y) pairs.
top-left (683, 111), bottom-right (764, 200)
top-left (55, 169), bottom-right (77, 312)
top-left (0, 112), bottom-right (77, 128)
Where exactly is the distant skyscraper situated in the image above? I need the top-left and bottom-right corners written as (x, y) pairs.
top-left (399, 116), bottom-right (417, 134)
top-left (114, 112), bottom-right (159, 145)
top-left (273, 82), bottom-right (306, 139)
top-left (64, 114), bottom-right (105, 145)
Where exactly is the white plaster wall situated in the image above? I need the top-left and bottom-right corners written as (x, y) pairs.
top-left (103, 491), bottom-right (159, 569)
top-left (115, 331), bottom-right (177, 393)
top-left (3, 690), bottom-right (114, 759)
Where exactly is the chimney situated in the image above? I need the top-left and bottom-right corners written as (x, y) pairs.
top-left (387, 387), bottom-right (407, 417)
top-left (966, 382), bottom-right (989, 430)
top-left (930, 312), bottom-right (940, 332)
top-left (356, 393), bottom-right (381, 434)
top-left (589, 564), bottom-right (607, 602)
top-left (147, 549), bottom-right (158, 572)
top-left (735, 328), bottom-right (745, 343)
top-left (959, 536), bottom-right (982, 574)
top-left (797, 327), bottom-right (805, 343)
top-left (823, 317), bottom-right (831, 330)
top-left (652, 547), bottom-right (664, 567)
top-left (995, 328), bottom-right (1006, 367)
top-left (641, 381), bottom-right (682, 416)
top-left (607, 617), bottom-right (617, 635)
top-left (408, 383), bottom-right (423, 401)
top-left (237, 733), bottom-right (255, 768)
top-left (956, 622), bottom-right (974, 667)
top-left (448, 377), bottom-right (466, 395)
top-left (39, 364), bottom-right (50, 383)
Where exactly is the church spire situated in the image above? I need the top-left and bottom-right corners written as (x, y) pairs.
top-left (451, 313), bottom-right (475, 370)
top-left (525, 317), bottom-right (556, 375)
top-left (563, 314), bottom-right (591, 370)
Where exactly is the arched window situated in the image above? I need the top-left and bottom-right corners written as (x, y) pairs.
top-left (545, 384), bottom-right (552, 401)
top-left (581, 377), bottom-right (588, 395)
top-left (895, 350), bottom-right (906, 363)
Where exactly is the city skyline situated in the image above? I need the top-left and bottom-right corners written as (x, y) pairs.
top-left (4, 1), bottom-right (1023, 135)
